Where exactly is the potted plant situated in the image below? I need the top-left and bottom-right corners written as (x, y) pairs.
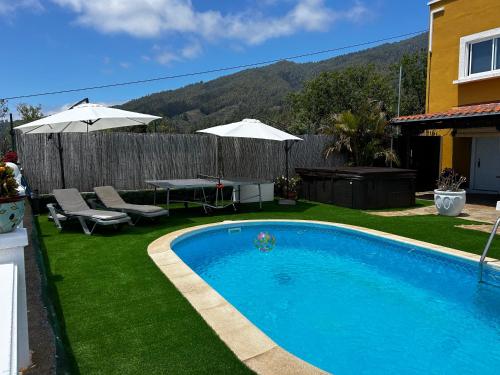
top-left (434, 168), bottom-right (467, 217)
top-left (274, 175), bottom-right (301, 201)
top-left (0, 161), bottom-right (25, 233)
top-left (286, 176), bottom-right (301, 200)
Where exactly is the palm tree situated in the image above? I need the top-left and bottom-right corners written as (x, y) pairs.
top-left (321, 101), bottom-right (399, 166)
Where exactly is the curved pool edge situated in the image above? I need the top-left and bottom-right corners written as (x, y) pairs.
top-left (147, 220), bottom-right (494, 375)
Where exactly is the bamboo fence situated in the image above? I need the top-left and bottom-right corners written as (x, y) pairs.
top-left (16, 133), bottom-right (343, 194)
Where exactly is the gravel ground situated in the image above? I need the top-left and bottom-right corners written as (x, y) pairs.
top-left (23, 202), bottom-right (57, 375)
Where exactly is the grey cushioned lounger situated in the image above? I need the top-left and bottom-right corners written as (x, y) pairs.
top-left (50, 188), bottom-right (131, 235)
top-left (94, 186), bottom-right (168, 222)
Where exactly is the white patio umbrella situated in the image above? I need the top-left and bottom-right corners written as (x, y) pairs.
top-left (197, 118), bottom-right (302, 196)
top-left (15, 98), bottom-right (161, 188)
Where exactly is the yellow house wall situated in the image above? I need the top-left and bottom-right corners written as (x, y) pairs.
top-left (427, 0), bottom-right (500, 171)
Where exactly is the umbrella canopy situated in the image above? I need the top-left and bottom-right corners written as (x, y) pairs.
top-left (198, 119), bottom-right (302, 199)
top-left (15, 102), bottom-right (160, 134)
top-left (197, 118), bottom-right (302, 142)
top-left (14, 100), bottom-right (161, 188)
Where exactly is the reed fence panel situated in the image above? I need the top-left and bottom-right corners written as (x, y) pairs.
top-left (16, 133), bottom-right (343, 194)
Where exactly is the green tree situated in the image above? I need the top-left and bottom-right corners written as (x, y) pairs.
top-left (0, 100), bottom-right (11, 154)
top-left (0, 99), bottom-right (7, 120)
top-left (392, 49), bottom-right (427, 116)
top-left (321, 100), bottom-right (399, 166)
top-left (147, 117), bottom-right (180, 133)
top-left (16, 103), bottom-right (44, 122)
top-left (117, 117), bottom-right (180, 133)
top-left (288, 65), bottom-right (394, 134)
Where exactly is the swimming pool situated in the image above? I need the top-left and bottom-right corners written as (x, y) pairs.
top-left (171, 221), bottom-right (500, 375)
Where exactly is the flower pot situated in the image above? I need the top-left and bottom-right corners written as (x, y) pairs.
top-left (434, 189), bottom-right (466, 217)
top-left (0, 196), bottom-right (25, 234)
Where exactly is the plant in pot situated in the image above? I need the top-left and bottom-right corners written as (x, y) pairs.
top-left (274, 175), bottom-right (301, 201)
top-left (287, 176), bottom-right (301, 200)
top-left (0, 161), bottom-right (25, 233)
top-left (434, 168), bottom-right (467, 217)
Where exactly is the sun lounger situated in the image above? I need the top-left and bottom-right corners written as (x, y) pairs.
top-left (49, 188), bottom-right (132, 235)
top-left (94, 186), bottom-right (168, 223)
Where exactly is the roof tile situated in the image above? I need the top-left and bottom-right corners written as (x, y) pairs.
top-left (392, 102), bottom-right (500, 123)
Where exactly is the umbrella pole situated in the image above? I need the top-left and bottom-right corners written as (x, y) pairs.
top-left (285, 140), bottom-right (289, 198)
top-left (284, 140), bottom-right (297, 199)
top-left (215, 136), bottom-right (219, 177)
top-left (57, 133), bottom-right (66, 188)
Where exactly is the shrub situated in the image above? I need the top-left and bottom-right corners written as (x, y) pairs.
top-left (436, 168), bottom-right (466, 192)
top-left (274, 175), bottom-right (301, 197)
top-left (0, 162), bottom-right (19, 198)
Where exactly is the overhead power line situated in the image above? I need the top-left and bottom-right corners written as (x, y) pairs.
top-left (2, 30), bottom-right (427, 101)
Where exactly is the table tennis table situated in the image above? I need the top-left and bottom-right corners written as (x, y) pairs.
top-left (145, 176), bottom-right (268, 214)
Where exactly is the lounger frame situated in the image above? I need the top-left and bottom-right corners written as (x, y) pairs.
top-left (92, 187), bottom-right (168, 224)
top-left (112, 208), bottom-right (167, 224)
top-left (47, 203), bottom-right (132, 235)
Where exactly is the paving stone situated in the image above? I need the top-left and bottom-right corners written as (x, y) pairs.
top-left (368, 202), bottom-right (499, 225)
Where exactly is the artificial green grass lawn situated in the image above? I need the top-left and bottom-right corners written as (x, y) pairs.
top-left (35, 199), bottom-right (500, 374)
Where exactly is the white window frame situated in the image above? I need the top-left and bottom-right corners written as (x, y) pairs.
top-left (455, 27), bottom-right (500, 84)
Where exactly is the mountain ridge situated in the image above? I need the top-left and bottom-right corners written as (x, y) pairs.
top-left (120, 33), bottom-right (428, 132)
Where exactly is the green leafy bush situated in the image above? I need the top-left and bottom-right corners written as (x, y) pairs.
top-left (0, 162), bottom-right (19, 198)
top-left (274, 175), bottom-right (301, 197)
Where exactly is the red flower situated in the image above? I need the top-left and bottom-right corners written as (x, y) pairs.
top-left (3, 151), bottom-right (18, 164)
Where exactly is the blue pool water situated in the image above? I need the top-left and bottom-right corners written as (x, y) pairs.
top-left (172, 222), bottom-right (500, 375)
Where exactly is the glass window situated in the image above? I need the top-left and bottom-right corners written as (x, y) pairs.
top-left (469, 40), bottom-right (493, 74)
top-left (496, 39), bottom-right (500, 70)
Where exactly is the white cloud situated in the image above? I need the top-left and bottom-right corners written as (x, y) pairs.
top-left (155, 51), bottom-right (180, 65)
top-left (181, 40), bottom-right (202, 59)
top-left (153, 40), bottom-right (203, 65)
top-left (0, 0), bottom-right (43, 15)
top-left (343, 2), bottom-right (370, 22)
top-left (51, 0), bottom-right (369, 45)
top-left (119, 62), bottom-right (131, 69)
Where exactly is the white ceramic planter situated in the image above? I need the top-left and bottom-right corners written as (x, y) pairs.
top-left (434, 189), bottom-right (466, 217)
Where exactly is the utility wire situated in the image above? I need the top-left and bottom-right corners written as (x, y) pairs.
top-left (2, 30), bottom-right (427, 101)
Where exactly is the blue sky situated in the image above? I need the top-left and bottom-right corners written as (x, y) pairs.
top-left (0, 0), bottom-right (429, 116)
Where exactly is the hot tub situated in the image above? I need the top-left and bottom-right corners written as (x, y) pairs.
top-left (296, 167), bottom-right (416, 209)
